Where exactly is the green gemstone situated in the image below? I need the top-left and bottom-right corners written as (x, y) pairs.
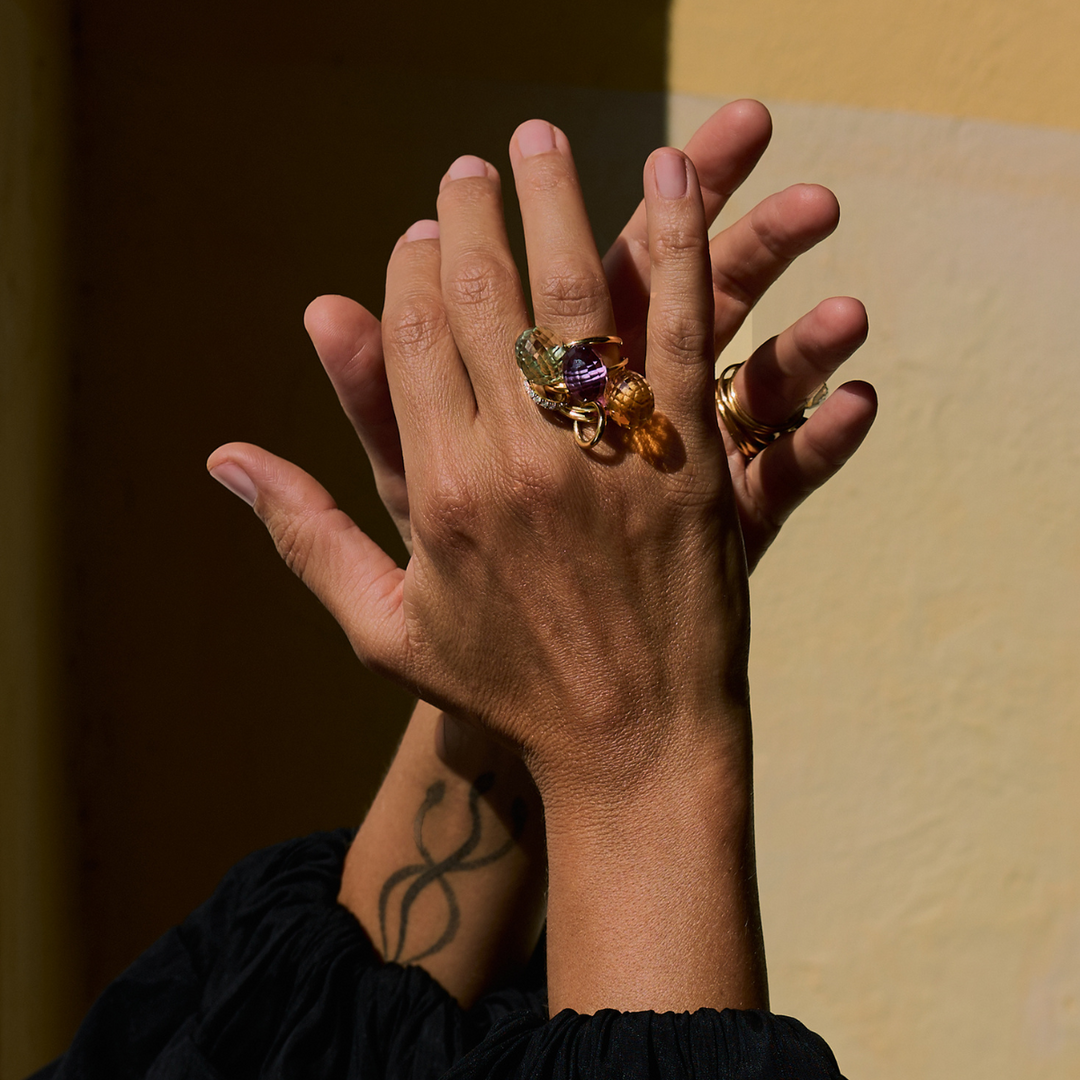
top-left (515, 326), bottom-right (564, 386)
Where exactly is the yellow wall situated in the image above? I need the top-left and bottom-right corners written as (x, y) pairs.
top-left (669, 2), bottom-right (1080, 1078)
top-left (0, 0), bottom-right (80, 1074)
top-left (672, 0), bottom-right (1080, 130)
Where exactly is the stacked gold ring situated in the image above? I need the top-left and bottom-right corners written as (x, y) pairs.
top-left (715, 362), bottom-right (828, 459)
top-left (515, 327), bottom-right (655, 449)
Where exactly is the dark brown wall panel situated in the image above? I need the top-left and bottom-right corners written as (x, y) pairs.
top-left (68, 0), bottom-right (669, 1003)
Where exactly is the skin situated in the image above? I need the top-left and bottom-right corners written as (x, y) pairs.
top-left (341, 700), bottom-right (547, 1005)
top-left (209, 101), bottom-right (877, 1012)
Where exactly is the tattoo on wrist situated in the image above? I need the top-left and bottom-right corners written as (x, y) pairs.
top-left (377, 772), bottom-right (527, 964)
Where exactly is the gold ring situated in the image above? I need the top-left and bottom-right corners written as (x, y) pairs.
top-left (515, 327), bottom-right (654, 447)
top-left (715, 363), bottom-right (828, 459)
top-left (571, 403), bottom-right (606, 448)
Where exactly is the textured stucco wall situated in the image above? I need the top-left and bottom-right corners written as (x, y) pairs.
top-left (671, 0), bottom-right (1080, 131)
top-left (669, 2), bottom-right (1080, 1078)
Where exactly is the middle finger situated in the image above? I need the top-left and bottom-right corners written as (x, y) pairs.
top-left (510, 120), bottom-right (616, 343)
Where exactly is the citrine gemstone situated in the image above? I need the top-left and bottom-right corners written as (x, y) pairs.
top-left (562, 344), bottom-right (607, 401)
top-left (515, 326), bottom-right (564, 386)
top-left (605, 370), bottom-right (655, 427)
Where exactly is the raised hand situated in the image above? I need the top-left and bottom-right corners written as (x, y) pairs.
top-left (207, 107), bottom-right (875, 1013)
top-left (303, 100), bottom-right (875, 572)
top-left (211, 128), bottom-right (768, 1013)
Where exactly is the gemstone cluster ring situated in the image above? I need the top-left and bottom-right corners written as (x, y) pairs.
top-left (515, 327), bottom-right (655, 448)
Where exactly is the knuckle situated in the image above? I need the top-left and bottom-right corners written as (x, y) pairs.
top-left (651, 223), bottom-right (708, 265)
top-left (650, 314), bottom-right (711, 364)
top-left (411, 441), bottom-right (580, 556)
top-left (444, 251), bottom-right (517, 314)
top-left (267, 506), bottom-right (321, 584)
top-left (500, 444), bottom-right (575, 527)
top-left (713, 267), bottom-right (756, 311)
top-left (414, 465), bottom-right (477, 544)
top-left (503, 444), bottom-right (552, 501)
top-left (534, 263), bottom-right (609, 323)
top-left (759, 447), bottom-right (815, 517)
top-left (384, 295), bottom-right (445, 356)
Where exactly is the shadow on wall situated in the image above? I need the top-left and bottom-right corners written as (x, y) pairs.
top-left (66, 0), bottom-right (671, 1009)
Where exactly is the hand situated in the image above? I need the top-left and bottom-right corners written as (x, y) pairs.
top-left (211, 133), bottom-right (746, 786)
top-left (210, 130), bottom-right (768, 1013)
top-left (303, 100), bottom-right (876, 573)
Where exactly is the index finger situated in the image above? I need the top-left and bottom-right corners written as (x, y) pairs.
top-left (510, 120), bottom-right (615, 340)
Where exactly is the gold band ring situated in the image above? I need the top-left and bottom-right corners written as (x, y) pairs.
top-left (715, 362), bottom-right (828, 459)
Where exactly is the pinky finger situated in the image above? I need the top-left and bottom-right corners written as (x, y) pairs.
top-left (206, 441), bottom-right (408, 677)
top-left (741, 381), bottom-right (878, 566)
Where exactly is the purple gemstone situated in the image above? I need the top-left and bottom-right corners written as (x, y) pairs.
top-left (562, 345), bottom-right (607, 401)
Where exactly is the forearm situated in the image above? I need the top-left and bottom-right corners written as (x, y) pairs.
top-left (338, 700), bottom-right (547, 1006)
top-left (540, 712), bottom-right (767, 1015)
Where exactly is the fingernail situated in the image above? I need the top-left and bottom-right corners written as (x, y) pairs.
top-left (404, 219), bottom-right (440, 242)
top-left (654, 149), bottom-right (688, 199)
top-left (209, 462), bottom-right (257, 506)
top-left (447, 154), bottom-right (488, 180)
top-left (516, 119), bottom-right (556, 158)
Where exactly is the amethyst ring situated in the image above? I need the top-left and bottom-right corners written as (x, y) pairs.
top-left (514, 327), bottom-right (655, 448)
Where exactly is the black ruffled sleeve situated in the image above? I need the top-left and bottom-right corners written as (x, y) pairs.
top-left (31, 830), bottom-right (846, 1079)
top-left (444, 1008), bottom-right (846, 1079)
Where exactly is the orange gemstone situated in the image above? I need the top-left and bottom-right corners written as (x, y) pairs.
top-left (605, 370), bottom-right (654, 427)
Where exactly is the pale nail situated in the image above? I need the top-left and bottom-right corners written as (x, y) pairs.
top-left (404, 219), bottom-right (440, 242)
top-left (516, 119), bottom-right (556, 158)
top-left (655, 149), bottom-right (688, 199)
top-left (447, 155), bottom-right (488, 180)
top-left (210, 462), bottom-right (257, 506)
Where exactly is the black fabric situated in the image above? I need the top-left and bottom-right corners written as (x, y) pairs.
top-left (32, 830), bottom-right (846, 1079)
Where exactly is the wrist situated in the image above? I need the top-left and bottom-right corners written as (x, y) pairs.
top-left (540, 719), bottom-right (754, 861)
top-left (526, 691), bottom-right (753, 825)
top-left (539, 716), bottom-right (765, 1015)
top-left (340, 699), bottom-right (547, 1006)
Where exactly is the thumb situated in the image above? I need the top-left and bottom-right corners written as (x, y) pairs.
top-left (207, 442), bottom-right (409, 680)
